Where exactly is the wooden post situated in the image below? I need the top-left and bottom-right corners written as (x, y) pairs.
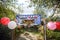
top-left (42, 18), bottom-right (46, 40)
top-left (44, 22), bottom-right (46, 40)
top-left (12, 30), bottom-right (16, 40)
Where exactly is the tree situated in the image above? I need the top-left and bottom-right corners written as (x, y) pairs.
top-left (30, 0), bottom-right (60, 18)
top-left (30, 1), bottom-right (60, 40)
top-left (0, 0), bottom-right (23, 14)
top-left (30, 0), bottom-right (60, 8)
top-left (0, 0), bottom-right (16, 40)
top-left (0, 0), bottom-right (13, 7)
top-left (0, 4), bottom-right (16, 20)
top-left (33, 6), bottom-right (47, 18)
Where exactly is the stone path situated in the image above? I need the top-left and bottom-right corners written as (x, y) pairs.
top-left (16, 26), bottom-right (44, 40)
top-left (17, 31), bottom-right (44, 40)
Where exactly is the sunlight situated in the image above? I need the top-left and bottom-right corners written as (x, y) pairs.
top-left (17, 0), bottom-right (34, 15)
top-left (17, 0), bottom-right (30, 4)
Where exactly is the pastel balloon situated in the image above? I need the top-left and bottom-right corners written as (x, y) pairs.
top-left (8, 21), bottom-right (17, 29)
top-left (56, 22), bottom-right (60, 30)
top-left (1, 17), bottom-right (10, 25)
top-left (47, 22), bottom-right (56, 30)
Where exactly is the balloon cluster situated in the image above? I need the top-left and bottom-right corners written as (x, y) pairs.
top-left (0, 17), bottom-right (17, 29)
top-left (47, 21), bottom-right (60, 30)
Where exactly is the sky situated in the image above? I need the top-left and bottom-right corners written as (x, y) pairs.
top-left (16, 0), bottom-right (54, 16)
top-left (10, 0), bottom-right (54, 17)
top-left (15, 0), bottom-right (34, 15)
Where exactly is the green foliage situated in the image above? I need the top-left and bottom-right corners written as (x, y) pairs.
top-left (0, 1), bottom-right (16, 39)
top-left (47, 29), bottom-right (60, 40)
top-left (31, 0), bottom-right (59, 17)
top-left (31, 0), bottom-right (60, 8)
top-left (30, 0), bottom-right (60, 19)
top-left (33, 7), bottom-right (47, 18)
top-left (0, 4), bottom-right (16, 20)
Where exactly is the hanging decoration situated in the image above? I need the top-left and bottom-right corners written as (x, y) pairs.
top-left (1, 16), bottom-right (60, 31)
top-left (47, 22), bottom-right (56, 30)
top-left (56, 22), bottom-right (60, 30)
top-left (1, 17), bottom-right (10, 25)
top-left (8, 21), bottom-right (17, 29)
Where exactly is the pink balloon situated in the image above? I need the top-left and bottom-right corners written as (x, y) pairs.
top-left (1, 17), bottom-right (10, 25)
top-left (47, 22), bottom-right (56, 30)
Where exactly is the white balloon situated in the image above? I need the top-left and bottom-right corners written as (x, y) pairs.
top-left (8, 21), bottom-right (17, 29)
